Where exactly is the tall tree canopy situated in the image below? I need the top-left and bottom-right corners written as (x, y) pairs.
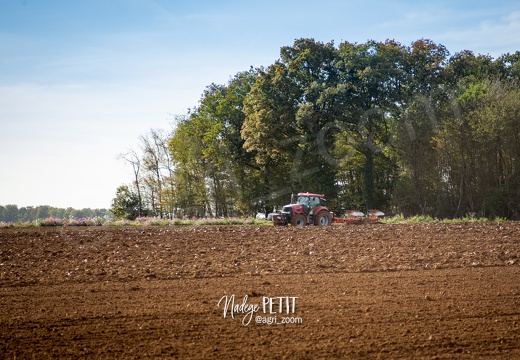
top-left (114, 39), bottom-right (520, 219)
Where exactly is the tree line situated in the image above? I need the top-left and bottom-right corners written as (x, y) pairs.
top-left (0, 204), bottom-right (111, 223)
top-left (112, 38), bottom-right (520, 220)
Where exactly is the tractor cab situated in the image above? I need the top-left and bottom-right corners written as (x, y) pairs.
top-left (292, 194), bottom-right (323, 213)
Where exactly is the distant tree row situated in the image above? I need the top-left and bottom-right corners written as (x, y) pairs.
top-left (114, 38), bottom-right (520, 220)
top-left (0, 204), bottom-right (111, 223)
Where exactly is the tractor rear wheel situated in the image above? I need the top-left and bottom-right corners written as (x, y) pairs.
top-left (291, 213), bottom-right (307, 226)
top-left (314, 210), bottom-right (332, 226)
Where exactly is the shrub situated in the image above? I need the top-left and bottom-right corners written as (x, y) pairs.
top-left (38, 217), bottom-right (64, 226)
top-left (149, 219), bottom-right (170, 226)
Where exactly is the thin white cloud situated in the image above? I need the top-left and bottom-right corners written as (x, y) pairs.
top-left (438, 10), bottom-right (520, 56)
top-left (374, 3), bottom-right (520, 56)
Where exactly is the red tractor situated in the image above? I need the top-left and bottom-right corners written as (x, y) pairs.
top-left (271, 193), bottom-right (333, 226)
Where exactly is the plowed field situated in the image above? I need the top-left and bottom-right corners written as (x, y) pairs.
top-left (1, 223), bottom-right (519, 359)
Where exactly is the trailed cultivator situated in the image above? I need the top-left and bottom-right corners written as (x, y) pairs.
top-left (334, 209), bottom-right (385, 224)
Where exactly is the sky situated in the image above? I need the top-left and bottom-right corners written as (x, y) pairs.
top-left (1, 0), bottom-right (519, 210)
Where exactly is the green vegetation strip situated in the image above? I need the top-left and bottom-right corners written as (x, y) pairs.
top-left (1, 215), bottom-right (512, 228)
top-left (0, 217), bottom-right (273, 228)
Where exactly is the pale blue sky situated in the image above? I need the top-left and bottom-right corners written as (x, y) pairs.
top-left (1, 0), bottom-right (519, 209)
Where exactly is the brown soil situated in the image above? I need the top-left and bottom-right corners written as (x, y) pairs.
top-left (1, 223), bottom-right (519, 359)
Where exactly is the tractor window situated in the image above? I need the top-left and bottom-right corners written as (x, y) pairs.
top-left (297, 196), bottom-right (309, 205)
top-left (310, 197), bottom-right (320, 208)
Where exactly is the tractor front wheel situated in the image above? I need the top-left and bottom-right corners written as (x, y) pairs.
top-left (291, 213), bottom-right (307, 226)
top-left (314, 210), bottom-right (332, 226)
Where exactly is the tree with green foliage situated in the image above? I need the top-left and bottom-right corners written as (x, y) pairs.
top-left (168, 115), bottom-right (209, 217)
top-left (333, 40), bottom-right (406, 211)
top-left (167, 69), bottom-right (262, 217)
top-left (111, 185), bottom-right (140, 220)
top-left (118, 149), bottom-right (144, 217)
top-left (241, 61), bottom-right (302, 212)
top-left (434, 78), bottom-right (520, 218)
